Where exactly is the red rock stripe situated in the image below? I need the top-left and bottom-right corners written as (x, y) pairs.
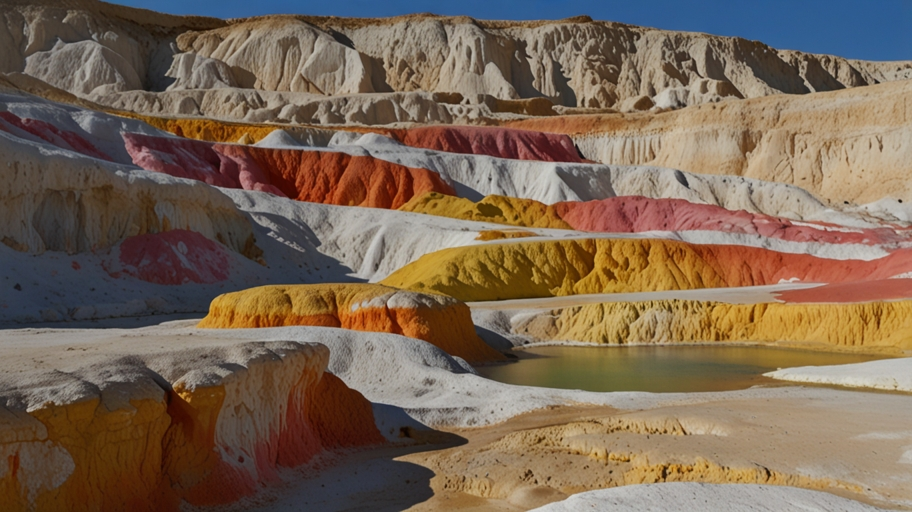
top-left (391, 125), bottom-right (583, 163)
top-left (554, 195), bottom-right (910, 246)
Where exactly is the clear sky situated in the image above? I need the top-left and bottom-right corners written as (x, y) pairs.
top-left (110, 0), bottom-right (912, 62)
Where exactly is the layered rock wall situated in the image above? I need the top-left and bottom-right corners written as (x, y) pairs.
top-left (401, 193), bottom-right (911, 246)
top-left (124, 133), bottom-right (456, 208)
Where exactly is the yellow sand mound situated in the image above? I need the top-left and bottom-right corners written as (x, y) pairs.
top-left (198, 283), bottom-right (503, 362)
top-left (380, 238), bottom-right (908, 302)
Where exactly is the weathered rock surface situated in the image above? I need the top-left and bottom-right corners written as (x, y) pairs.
top-left (0, 126), bottom-right (256, 256)
top-left (166, 13), bottom-right (912, 111)
top-left (401, 192), bottom-right (912, 246)
top-left (386, 125), bottom-right (583, 162)
top-left (2, 3), bottom-right (912, 511)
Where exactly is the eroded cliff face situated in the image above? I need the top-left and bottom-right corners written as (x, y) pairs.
top-left (0, 0), bottom-right (223, 93)
top-left (0, 341), bottom-right (383, 511)
top-left (2, 3), bottom-right (912, 510)
top-left (0, 0), bottom-right (909, 119)
top-left (165, 14), bottom-right (912, 110)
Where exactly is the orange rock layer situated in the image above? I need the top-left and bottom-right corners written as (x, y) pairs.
top-left (219, 144), bottom-right (455, 208)
top-left (197, 284), bottom-right (504, 362)
top-left (124, 133), bottom-right (455, 208)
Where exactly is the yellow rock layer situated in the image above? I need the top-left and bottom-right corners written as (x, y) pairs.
top-left (380, 238), bottom-right (737, 302)
top-left (525, 299), bottom-right (912, 353)
top-left (118, 114), bottom-right (280, 143)
top-left (398, 192), bottom-right (570, 230)
top-left (117, 113), bottom-right (365, 144)
top-left (1, 396), bottom-right (173, 512)
top-left (197, 283), bottom-right (503, 362)
top-left (475, 230), bottom-right (539, 241)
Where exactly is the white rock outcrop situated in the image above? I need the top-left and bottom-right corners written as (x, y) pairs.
top-left (1, 1), bottom-right (909, 113)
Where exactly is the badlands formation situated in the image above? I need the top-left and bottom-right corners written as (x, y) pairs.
top-left (0, 1), bottom-right (911, 511)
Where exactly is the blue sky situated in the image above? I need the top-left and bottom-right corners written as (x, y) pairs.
top-left (113, 0), bottom-right (912, 61)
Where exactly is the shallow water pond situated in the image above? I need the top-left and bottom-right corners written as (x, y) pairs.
top-left (476, 344), bottom-right (887, 393)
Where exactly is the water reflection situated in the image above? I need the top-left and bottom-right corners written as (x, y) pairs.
top-left (477, 345), bottom-right (886, 393)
